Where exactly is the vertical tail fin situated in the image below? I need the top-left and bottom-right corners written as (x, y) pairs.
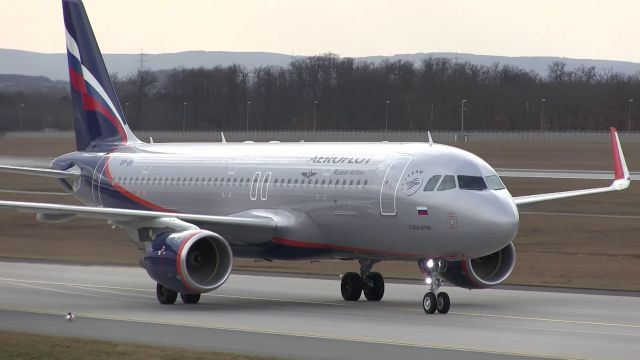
top-left (62, 0), bottom-right (139, 151)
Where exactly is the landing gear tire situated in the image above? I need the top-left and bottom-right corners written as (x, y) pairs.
top-left (341, 272), bottom-right (363, 301)
top-left (422, 292), bottom-right (437, 314)
top-left (436, 292), bottom-right (450, 314)
top-left (363, 272), bottom-right (385, 301)
top-left (156, 283), bottom-right (177, 305)
top-left (180, 293), bottom-right (201, 304)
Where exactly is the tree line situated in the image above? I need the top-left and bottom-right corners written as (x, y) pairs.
top-left (2, 55), bottom-right (640, 132)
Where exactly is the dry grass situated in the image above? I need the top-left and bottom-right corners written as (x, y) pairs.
top-left (0, 136), bottom-right (639, 291)
top-left (0, 331), bottom-right (274, 360)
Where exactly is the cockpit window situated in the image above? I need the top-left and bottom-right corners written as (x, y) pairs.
top-left (485, 175), bottom-right (506, 190)
top-left (458, 175), bottom-right (487, 190)
top-left (437, 175), bottom-right (456, 191)
top-left (423, 175), bottom-right (442, 191)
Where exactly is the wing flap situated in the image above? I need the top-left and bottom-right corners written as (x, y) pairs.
top-left (0, 200), bottom-right (277, 244)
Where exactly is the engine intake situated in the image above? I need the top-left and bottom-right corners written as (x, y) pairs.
top-left (142, 230), bottom-right (233, 293)
top-left (440, 243), bottom-right (516, 289)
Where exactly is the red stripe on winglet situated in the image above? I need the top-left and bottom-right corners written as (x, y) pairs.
top-left (610, 127), bottom-right (624, 180)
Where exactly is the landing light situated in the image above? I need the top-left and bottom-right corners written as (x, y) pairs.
top-left (425, 278), bottom-right (432, 285)
top-left (426, 259), bottom-right (434, 269)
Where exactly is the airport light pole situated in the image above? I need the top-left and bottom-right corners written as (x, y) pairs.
top-left (313, 100), bottom-right (319, 130)
top-left (628, 99), bottom-right (634, 132)
top-left (182, 102), bottom-right (188, 132)
top-left (540, 98), bottom-right (547, 131)
top-left (19, 103), bottom-right (24, 132)
top-left (246, 101), bottom-right (252, 131)
top-left (430, 103), bottom-right (434, 129)
top-left (385, 100), bottom-right (391, 132)
top-left (460, 99), bottom-right (466, 133)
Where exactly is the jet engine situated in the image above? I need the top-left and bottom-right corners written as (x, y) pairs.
top-left (440, 243), bottom-right (516, 289)
top-left (142, 230), bottom-right (233, 294)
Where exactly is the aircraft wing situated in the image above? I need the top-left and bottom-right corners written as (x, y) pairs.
top-left (0, 200), bottom-right (276, 245)
top-left (513, 128), bottom-right (630, 208)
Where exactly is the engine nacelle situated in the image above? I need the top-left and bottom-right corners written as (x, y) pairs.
top-left (142, 230), bottom-right (233, 294)
top-left (440, 243), bottom-right (516, 289)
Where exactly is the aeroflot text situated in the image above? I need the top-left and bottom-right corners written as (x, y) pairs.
top-left (307, 156), bottom-right (372, 164)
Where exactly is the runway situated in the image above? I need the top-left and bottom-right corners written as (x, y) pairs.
top-left (0, 262), bottom-right (638, 359)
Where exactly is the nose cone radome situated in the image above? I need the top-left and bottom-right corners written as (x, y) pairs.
top-left (461, 190), bottom-right (519, 256)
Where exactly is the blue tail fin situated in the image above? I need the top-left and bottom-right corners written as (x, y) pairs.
top-left (62, 0), bottom-right (139, 151)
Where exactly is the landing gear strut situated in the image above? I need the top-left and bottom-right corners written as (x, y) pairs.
top-left (340, 259), bottom-right (385, 302)
top-left (418, 258), bottom-right (450, 314)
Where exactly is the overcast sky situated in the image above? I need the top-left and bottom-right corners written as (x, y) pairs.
top-left (1, 0), bottom-right (639, 62)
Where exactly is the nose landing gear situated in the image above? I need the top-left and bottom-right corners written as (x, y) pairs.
top-left (419, 258), bottom-right (450, 314)
top-left (340, 259), bottom-right (385, 302)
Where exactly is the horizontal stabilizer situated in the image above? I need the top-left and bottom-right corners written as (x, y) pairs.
top-left (0, 165), bottom-right (80, 179)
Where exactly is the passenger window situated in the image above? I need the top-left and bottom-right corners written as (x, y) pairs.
top-left (356, 180), bottom-right (361, 188)
top-left (314, 179), bottom-right (319, 188)
top-left (342, 179), bottom-right (347, 188)
top-left (363, 180), bottom-right (368, 188)
top-left (321, 179), bottom-right (326, 187)
top-left (485, 175), bottom-right (505, 190)
top-left (458, 175), bottom-right (487, 190)
top-left (437, 175), bottom-right (456, 191)
top-left (226, 178), bottom-right (231, 186)
top-left (328, 179), bottom-right (332, 186)
top-left (287, 179), bottom-right (292, 187)
top-left (423, 175), bottom-right (442, 191)
top-left (349, 180), bottom-right (354, 188)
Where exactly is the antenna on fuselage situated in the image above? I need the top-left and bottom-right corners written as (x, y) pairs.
top-left (221, 132), bottom-right (227, 143)
top-left (149, 137), bottom-right (154, 143)
top-left (427, 131), bottom-right (433, 147)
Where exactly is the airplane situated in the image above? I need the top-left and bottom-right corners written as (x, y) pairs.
top-left (0, 0), bottom-right (630, 315)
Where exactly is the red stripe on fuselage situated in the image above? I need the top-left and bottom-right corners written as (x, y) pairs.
top-left (69, 67), bottom-right (127, 142)
top-left (103, 157), bottom-right (174, 212)
top-left (271, 237), bottom-right (420, 259)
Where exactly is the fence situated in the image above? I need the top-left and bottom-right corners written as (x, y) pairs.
top-left (4, 130), bottom-right (640, 143)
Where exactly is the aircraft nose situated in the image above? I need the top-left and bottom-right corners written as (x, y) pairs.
top-left (485, 191), bottom-right (520, 249)
top-left (460, 191), bottom-right (519, 254)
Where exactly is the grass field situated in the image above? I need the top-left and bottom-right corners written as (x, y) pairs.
top-left (0, 136), bottom-right (638, 290)
top-left (0, 331), bottom-right (273, 360)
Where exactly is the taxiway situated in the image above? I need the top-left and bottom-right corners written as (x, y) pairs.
top-left (0, 261), bottom-right (638, 359)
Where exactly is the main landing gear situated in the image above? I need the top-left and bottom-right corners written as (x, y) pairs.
top-left (419, 258), bottom-right (450, 314)
top-left (341, 259), bottom-right (385, 302)
top-left (156, 283), bottom-right (201, 305)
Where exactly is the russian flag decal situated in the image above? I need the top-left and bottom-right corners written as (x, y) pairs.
top-left (417, 206), bottom-right (429, 216)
